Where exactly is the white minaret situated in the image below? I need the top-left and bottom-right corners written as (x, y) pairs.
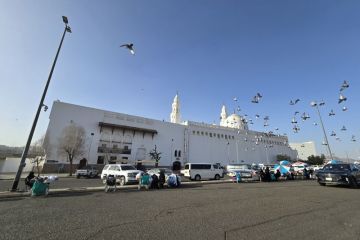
top-left (170, 93), bottom-right (181, 123)
top-left (220, 105), bottom-right (227, 126)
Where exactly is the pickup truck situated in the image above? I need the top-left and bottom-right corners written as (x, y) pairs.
top-left (75, 166), bottom-right (99, 178)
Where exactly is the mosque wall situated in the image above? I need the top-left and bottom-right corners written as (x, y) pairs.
top-left (44, 101), bottom-right (297, 170)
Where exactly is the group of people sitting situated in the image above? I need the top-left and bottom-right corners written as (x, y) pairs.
top-left (259, 167), bottom-right (295, 182)
top-left (136, 171), bottom-right (181, 190)
top-left (25, 171), bottom-right (58, 196)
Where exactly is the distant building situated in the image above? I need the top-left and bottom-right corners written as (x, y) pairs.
top-left (289, 141), bottom-right (317, 160)
top-left (44, 94), bottom-right (297, 170)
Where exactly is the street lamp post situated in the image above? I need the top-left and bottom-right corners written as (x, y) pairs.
top-left (11, 16), bottom-right (72, 191)
top-left (311, 101), bottom-right (334, 161)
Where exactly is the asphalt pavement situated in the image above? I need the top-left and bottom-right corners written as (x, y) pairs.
top-left (0, 181), bottom-right (359, 240)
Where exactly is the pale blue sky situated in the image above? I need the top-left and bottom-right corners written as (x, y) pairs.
top-left (0, 0), bottom-right (359, 159)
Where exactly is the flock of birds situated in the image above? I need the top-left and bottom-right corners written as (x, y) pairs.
top-left (119, 43), bottom-right (356, 148)
top-left (229, 80), bottom-right (356, 146)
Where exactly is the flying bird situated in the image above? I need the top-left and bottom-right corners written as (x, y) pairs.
top-left (275, 127), bottom-right (279, 131)
top-left (251, 95), bottom-right (259, 103)
top-left (322, 141), bottom-right (328, 146)
top-left (328, 110), bottom-right (335, 116)
top-left (264, 116), bottom-right (270, 121)
top-left (338, 93), bottom-right (347, 104)
top-left (233, 97), bottom-right (238, 102)
top-left (351, 135), bottom-right (356, 142)
top-left (251, 93), bottom-right (262, 103)
top-left (340, 80), bottom-right (349, 91)
top-left (336, 137), bottom-right (341, 141)
top-left (341, 126), bottom-right (347, 131)
top-left (263, 121), bottom-right (269, 127)
top-left (301, 112), bottom-right (310, 121)
top-left (293, 125), bottom-right (300, 133)
top-left (294, 111), bottom-right (299, 115)
top-left (237, 106), bottom-right (241, 112)
top-left (291, 117), bottom-right (298, 124)
top-left (319, 101), bottom-right (325, 106)
top-left (330, 131), bottom-right (336, 137)
top-left (342, 106), bottom-right (348, 111)
top-left (255, 114), bottom-right (260, 119)
top-left (120, 43), bottom-right (135, 55)
top-left (289, 99), bottom-right (300, 105)
top-left (313, 122), bottom-right (318, 126)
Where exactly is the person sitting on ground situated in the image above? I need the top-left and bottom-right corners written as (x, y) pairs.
top-left (274, 169), bottom-right (281, 181)
top-left (265, 167), bottom-right (271, 182)
top-left (303, 167), bottom-right (310, 180)
top-left (167, 173), bottom-right (178, 187)
top-left (151, 174), bottom-right (159, 189)
top-left (259, 169), bottom-right (265, 182)
top-left (158, 170), bottom-right (166, 189)
top-left (25, 171), bottom-right (36, 190)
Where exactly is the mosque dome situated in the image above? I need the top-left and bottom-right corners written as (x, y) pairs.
top-left (225, 114), bottom-right (248, 130)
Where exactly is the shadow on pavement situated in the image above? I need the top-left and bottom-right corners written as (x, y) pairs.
top-left (47, 191), bottom-right (94, 198)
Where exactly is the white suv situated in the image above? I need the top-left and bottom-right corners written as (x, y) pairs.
top-left (101, 164), bottom-right (142, 186)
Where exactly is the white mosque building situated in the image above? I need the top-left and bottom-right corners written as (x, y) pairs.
top-left (43, 94), bottom-right (297, 171)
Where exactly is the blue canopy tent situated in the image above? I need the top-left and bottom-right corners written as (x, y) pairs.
top-left (280, 160), bottom-right (291, 166)
top-left (273, 164), bottom-right (290, 175)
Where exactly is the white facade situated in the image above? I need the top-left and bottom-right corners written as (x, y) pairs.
top-left (289, 141), bottom-right (317, 160)
top-left (44, 100), bottom-right (297, 168)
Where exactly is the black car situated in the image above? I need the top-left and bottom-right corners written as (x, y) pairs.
top-left (316, 164), bottom-right (360, 187)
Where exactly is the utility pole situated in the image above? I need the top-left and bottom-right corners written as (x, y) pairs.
top-left (11, 16), bottom-right (71, 191)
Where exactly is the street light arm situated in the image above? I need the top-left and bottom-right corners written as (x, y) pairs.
top-left (11, 24), bottom-right (70, 191)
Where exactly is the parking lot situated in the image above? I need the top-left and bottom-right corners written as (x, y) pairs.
top-left (1, 180), bottom-right (359, 240)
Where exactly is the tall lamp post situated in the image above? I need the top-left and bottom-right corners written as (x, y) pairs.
top-left (310, 101), bottom-right (334, 161)
top-left (11, 16), bottom-right (72, 191)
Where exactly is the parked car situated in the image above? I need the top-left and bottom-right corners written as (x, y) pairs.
top-left (101, 164), bottom-right (143, 186)
top-left (181, 163), bottom-right (224, 181)
top-left (316, 163), bottom-right (360, 187)
top-left (75, 166), bottom-right (99, 178)
top-left (225, 164), bottom-right (260, 181)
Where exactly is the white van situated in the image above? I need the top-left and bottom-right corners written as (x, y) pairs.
top-left (181, 163), bottom-right (224, 181)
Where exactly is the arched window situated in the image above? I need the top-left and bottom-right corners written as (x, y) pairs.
top-left (178, 151), bottom-right (181, 157)
top-left (174, 150), bottom-right (178, 157)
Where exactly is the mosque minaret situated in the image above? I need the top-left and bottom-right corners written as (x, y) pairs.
top-left (170, 93), bottom-right (181, 124)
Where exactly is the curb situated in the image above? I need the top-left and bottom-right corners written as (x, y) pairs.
top-left (0, 179), bottom-right (234, 199)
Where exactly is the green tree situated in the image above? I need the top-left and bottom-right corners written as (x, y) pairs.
top-left (149, 145), bottom-right (161, 167)
top-left (307, 154), bottom-right (325, 165)
top-left (276, 154), bottom-right (291, 162)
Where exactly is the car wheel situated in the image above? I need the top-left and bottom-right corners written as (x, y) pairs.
top-left (349, 177), bottom-right (358, 188)
top-left (214, 174), bottom-right (220, 180)
top-left (119, 176), bottom-right (126, 186)
top-left (318, 182), bottom-right (325, 186)
top-left (195, 175), bottom-right (201, 181)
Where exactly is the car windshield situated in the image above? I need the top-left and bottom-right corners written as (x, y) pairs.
top-left (323, 164), bottom-right (350, 171)
top-left (121, 165), bottom-right (136, 170)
